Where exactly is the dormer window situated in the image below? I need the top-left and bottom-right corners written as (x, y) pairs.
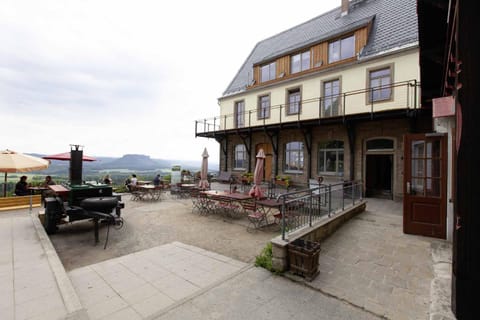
top-left (328, 34), bottom-right (355, 63)
top-left (291, 50), bottom-right (310, 73)
top-left (260, 61), bottom-right (276, 83)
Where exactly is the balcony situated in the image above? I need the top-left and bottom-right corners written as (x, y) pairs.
top-left (195, 80), bottom-right (420, 137)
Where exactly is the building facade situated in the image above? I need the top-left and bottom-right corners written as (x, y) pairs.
top-left (196, 0), bottom-right (431, 201)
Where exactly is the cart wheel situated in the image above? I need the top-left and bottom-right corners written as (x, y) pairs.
top-left (80, 197), bottom-right (118, 210)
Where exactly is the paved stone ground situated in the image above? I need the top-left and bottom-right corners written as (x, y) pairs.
top-left (69, 242), bottom-right (247, 320)
top-left (49, 185), bottom-right (276, 271)
top-left (305, 198), bottom-right (453, 320)
top-left (3, 186), bottom-right (454, 320)
top-left (156, 266), bottom-right (379, 320)
top-left (0, 210), bottom-right (70, 320)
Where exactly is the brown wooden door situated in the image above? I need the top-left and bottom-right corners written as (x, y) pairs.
top-left (256, 143), bottom-right (273, 181)
top-left (403, 133), bottom-right (447, 239)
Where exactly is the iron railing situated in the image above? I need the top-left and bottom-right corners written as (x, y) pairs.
top-left (195, 80), bottom-right (420, 135)
top-left (275, 181), bottom-right (363, 240)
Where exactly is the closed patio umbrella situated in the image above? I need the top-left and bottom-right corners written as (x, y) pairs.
top-left (199, 148), bottom-right (209, 189)
top-left (249, 149), bottom-right (265, 199)
top-left (0, 150), bottom-right (50, 197)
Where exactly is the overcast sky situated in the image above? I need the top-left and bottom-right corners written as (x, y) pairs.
top-left (1, 0), bottom-right (339, 162)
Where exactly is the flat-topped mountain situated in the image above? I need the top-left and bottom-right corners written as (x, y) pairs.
top-left (28, 153), bottom-right (218, 175)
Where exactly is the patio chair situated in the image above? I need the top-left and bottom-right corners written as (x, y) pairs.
top-left (216, 196), bottom-right (241, 218)
top-left (190, 188), bottom-right (204, 214)
top-left (170, 184), bottom-right (181, 199)
top-left (153, 185), bottom-right (163, 201)
top-left (130, 185), bottom-right (144, 201)
top-left (242, 199), bottom-right (267, 232)
top-left (191, 189), bottom-right (214, 215)
top-left (273, 202), bottom-right (303, 229)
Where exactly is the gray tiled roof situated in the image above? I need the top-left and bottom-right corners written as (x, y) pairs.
top-left (222, 0), bottom-right (418, 97)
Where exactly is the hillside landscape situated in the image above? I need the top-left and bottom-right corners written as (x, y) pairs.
top-left (29, 153), bottom-right (219, 176)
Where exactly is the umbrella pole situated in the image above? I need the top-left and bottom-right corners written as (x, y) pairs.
top-left (3, 172), bottom-right (6, 197)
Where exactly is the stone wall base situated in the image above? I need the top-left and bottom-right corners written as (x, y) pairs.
top-left (271, 201), bottom-right (366, 272)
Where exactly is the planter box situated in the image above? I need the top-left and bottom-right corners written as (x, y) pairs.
top-left (288, 239), bottom-right (321, 281)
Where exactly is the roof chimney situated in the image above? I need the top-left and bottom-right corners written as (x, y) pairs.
top-left (341, 0), bottom-right (349, 16)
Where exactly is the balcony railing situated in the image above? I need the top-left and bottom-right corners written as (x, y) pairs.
top-left (195, 80), bottom-right (419, 135)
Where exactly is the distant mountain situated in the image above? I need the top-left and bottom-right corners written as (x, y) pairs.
top-left (99, 154), bottom-right (169, 170)
top-left (27, 153), bottom-right (218, 176)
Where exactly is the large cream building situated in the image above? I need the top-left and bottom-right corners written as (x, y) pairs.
top-left (196, 0), bottom-right (431, 201)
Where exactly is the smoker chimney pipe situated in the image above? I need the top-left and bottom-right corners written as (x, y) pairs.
top-left (70, 144), bottom-right (83, 185)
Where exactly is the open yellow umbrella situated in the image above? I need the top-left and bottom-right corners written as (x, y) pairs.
top-left (0, 150), bottom-right (50, 197)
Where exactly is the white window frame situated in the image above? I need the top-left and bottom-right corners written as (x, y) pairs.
top-left (235, 100), bottom-right (245, 128)
top-left (328, 34), bottom-right (355, 63)
top-left (285, 141), bottom-right (304, 173)
top-left (318, 140), bottom-right (344, 176)
top-left (287, 88), bottom-right (301, 115)
top-left (368, 66), bottom-right (393, 103)
top-left (291, 50), bottom-right (311, 74)
top-left (258, 94), bottom-right (270, 119)
top-left (260, 61), bottom-right (276, 82)
top-left (322, 79), bottom-right (340, 117)
top-left (233, 144), bottom-right (247, 170)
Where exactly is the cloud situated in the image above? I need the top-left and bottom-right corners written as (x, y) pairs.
top-left (0, 0), bottom-right (339, 161)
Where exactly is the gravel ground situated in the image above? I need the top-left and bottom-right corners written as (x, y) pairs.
top-left (48, 185), bottom-right (279, 271)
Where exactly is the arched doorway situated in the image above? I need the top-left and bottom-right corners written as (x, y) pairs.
top-left (255, 143), bottom-right (273, 181)
top-left (365, 138), bottom-right (395, 199)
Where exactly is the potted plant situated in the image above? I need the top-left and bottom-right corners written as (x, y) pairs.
top-left (275, 176), bottom-right (290, 187)
top-left (241, 172), bottom-right (253, 184)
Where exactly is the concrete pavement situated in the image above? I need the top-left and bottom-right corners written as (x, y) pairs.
top-left (0, 197), bottom-right (455, 319)
top-left (156, 266), bottom-right (378, 320)
top-left (68, 242), bottom-right (247, 319)
top-left (303, 198), bottom-right (454, 319)
top-left (0, 209), bottom-right (85, 320)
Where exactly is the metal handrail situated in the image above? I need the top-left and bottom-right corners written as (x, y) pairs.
top-left (195, 80), bottom-right (420, 135)
top-left (275, 180), bottom-right (363, 240)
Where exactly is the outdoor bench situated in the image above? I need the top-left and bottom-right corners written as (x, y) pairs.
top-left (216, 171), bottom-right (232, 183)
top-left (0, 194), bottom-right (41, 211)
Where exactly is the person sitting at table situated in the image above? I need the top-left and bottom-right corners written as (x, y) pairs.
top-left (130, 174), bottom-right (138, 185)
top-left (124, 177), bottom-right (131, 191)
top-left (41, 175), bottom-right (56, 187)
top-left (14, 176), bottom-right (30, 196)
top-left (127, 174), bottom-right (138, 192)
top-left (153, 174), bottom-right (161, 187)
top-left (103, 174), bottom-right (112, 185)
top-left (40, 175), bottom-right (56, 199)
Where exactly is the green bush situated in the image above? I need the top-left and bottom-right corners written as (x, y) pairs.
top-left (255, 242), bottom-right (274, 271)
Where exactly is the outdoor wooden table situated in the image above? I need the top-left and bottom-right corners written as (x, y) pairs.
top-left (200, 190), bottom-right (229, 198)
top-left (180, 184), bottom-right (196, 195)
top-left (200, 191), bottom-right (251, 217)
top-left (256, 198), bottom-right (283, 222)
top-left (137, 185), bottom-right (161, 201)
top-left (223, 192), bottom-right (252, 201)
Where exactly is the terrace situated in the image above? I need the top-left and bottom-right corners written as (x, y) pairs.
top-left (0, 180), bottom-right (453, 319)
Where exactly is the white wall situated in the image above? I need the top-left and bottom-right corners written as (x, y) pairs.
top-left (218, 49), bottom-right (420, 130)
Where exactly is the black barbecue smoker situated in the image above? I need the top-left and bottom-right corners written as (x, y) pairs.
top-left (44, 145), bottom-right (124, 247)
